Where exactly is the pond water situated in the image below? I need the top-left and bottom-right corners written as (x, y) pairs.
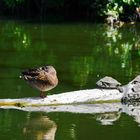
top-left (0, 20), bottom-right (140, 140)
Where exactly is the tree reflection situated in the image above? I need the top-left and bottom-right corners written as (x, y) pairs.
top-left (0, 21), bottom-right (140, 90)
top-left (1, 21), bottom-right (31, 50)
top-left (70, 56), bottom-right (94, 88)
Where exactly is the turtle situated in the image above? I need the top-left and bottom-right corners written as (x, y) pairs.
top-left (96, 76), bottom-right (121, 89)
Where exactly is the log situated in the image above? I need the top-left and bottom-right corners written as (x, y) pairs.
top-left (0, 75), bottom-right (139, 109)
top-left (0, 88), bottom-right (123, 107)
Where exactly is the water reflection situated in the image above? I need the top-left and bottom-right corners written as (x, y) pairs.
top-left (1, 20), bottom-right (140, 139)
top-left (23, 115), bottom-right (57, 140)
top-left (1, 21), bottom-right (31, 50)
top-left (102, 25), bottom-right (140, 77)
top-left (0, 21), bottom-right (140, 93)
top-left (122, 103), bottom-right (140, 126)
top-left (96, 112), bottom-right (121, 125)
top-left (14, 102), bottom-right (140, 127)
top-left (2, 102), bottom-right (140, 126)
top-left (1, 102), bottom-right (140, 139)
top-left (70, 56), bottom-right (93, 88)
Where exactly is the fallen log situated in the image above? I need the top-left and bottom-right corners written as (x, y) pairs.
top-left (0, 75), bottom-right (140, 107)
top-left (0, 88), bottom-right (123, 107)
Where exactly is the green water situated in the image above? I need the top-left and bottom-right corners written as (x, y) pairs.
top-left (0, 20), bottom-right (140, 140)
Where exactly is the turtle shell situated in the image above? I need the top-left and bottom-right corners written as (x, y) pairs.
top-left (96, 76), bottom-right (121, 89)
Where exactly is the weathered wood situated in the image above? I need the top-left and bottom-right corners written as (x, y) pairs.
top-left (0, 89), bottom-right (123, 107)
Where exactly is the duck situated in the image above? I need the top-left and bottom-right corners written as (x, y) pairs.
top-left (20, 65), bottom-right (58, 98)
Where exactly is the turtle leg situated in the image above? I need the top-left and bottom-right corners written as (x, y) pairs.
top-left (40, 91), bottom-right (47, 98)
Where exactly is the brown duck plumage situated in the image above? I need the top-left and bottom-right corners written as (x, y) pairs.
top-left (20, 66), bottom-right (58, 98)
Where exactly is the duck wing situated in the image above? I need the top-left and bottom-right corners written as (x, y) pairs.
top-left (22, 70), bottom-right (55, 84)
top-left (21, 68), bottom-right (40, 80)
top-left (38, 72), bottom-right (57, 85)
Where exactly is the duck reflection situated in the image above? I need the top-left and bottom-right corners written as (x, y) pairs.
top-left (2, 101), bottom-right (140, 131)
top-left (23, 115), bottom-right (57, 140)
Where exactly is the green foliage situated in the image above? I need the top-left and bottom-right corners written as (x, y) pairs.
top-left (103, 0), bottom-right (140, 21)
top-left (104, 2), bottom-right (123, 18)
top-left (122, 0), bottom-right (139, 5)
